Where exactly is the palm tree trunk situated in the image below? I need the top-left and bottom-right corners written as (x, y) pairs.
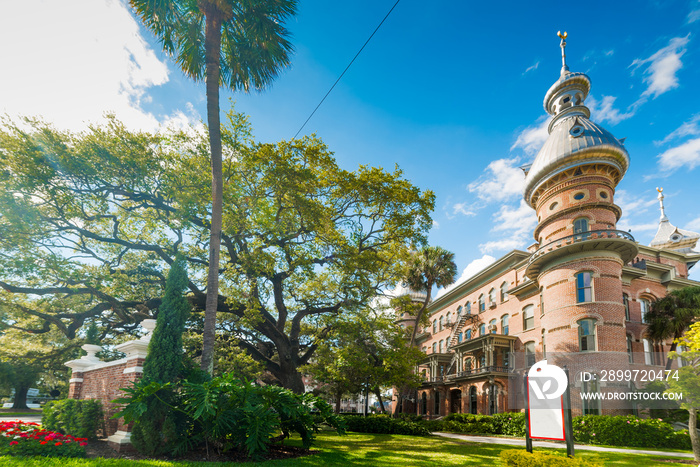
top-left (200, 10), bottom-right (224, 375)
top-left (689, 407), bottom-right (700, 462)
top-left (665, 341), bottom-right (678, 371)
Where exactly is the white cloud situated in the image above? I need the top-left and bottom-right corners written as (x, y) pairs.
top-left (435, 255), bottom-right (496, 299)
top-left (604, 50), bottom-right (615, 57)
top-left (478, 200), bottom-right (537, 254)
top-left (657, 137), bottom-right (700, 172)
top-left (479, 238), bottom-right (528, 254)
top-left (0, 0), bottom-right (191, 131)
top-left (615, 190), bottom-right (658, 218)
top-left (523, 61), bottom-right (540, 74)
top-left (468, 158), bottom-right (527, 203)
top-left (616, 221), bottom-right (659, 233)
top-left (452, 202), bottom-right (477, 217)
top-left (688, 1), bottom-right (700, 23)
top-left (587, 95), bottom-right (635, 125)
top-left (511, 116), bottom-right (551, 156)
top-left (686, 216), bottom-right (700, 230)
top-left (630, 35), bottom-right (690, 100)
top-left (432, 220), bottom-right (440, 229)
top-left (655, 114), bottom-right (700, 145)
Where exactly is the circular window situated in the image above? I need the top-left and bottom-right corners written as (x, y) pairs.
top-left (573, 192), bottom-right (585, 200)
top-left (599, 191), bottom-right (608, 199)
top-left (549, 201), bottom-right (558, 210)
top-left (670, 234), bottom-right (682, 243)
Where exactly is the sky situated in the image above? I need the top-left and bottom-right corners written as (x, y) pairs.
top-left (1, 0), bottom-right (699, 286)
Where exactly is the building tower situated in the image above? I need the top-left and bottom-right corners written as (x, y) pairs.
top-left (522, 33), bottom-right (638, 413)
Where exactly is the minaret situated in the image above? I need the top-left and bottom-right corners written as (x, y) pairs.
top-left (650, 187), bottom-right (700, 253)
top-left (522, 33), bottom-right (639, 415)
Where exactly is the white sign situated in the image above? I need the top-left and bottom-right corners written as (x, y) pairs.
top-left (527, 360), bottom-right (567, 440)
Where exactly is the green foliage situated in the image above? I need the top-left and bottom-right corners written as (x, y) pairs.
top-left (426, 413), bottom-right (526, 437)
top-left (572, 415), bottom-right (691, 449)
top-left (116, 373), bottom-right (344, 459)
top-left (500, 449), bottom-right (601, 467)
top-left (41, 399), bottom-right (103, 440)
top-left (342, 414), bottom-right (430, 436)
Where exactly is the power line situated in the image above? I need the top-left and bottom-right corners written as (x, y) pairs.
top-left (292, 0), bottom-right (402, 140)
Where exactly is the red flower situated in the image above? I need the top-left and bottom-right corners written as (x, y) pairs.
top-left (55, 442), bottom-right (62, 446)
top-left (79, 442), bottom-right (87, 446)
top-left (40, 441), bottom-right (47, 445)
top-left (9, 441), bottom-right (18, 446)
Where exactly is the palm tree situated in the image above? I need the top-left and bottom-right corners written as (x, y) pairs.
top-left (645, 286), bottom-right (700, 370)
top-left (403, 246), bottom-right (458, 348)
top-left (129, 0), bottom-right (297, 374)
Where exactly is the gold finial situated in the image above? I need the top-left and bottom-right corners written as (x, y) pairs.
top-left (558, 31), bottom-right (569, 74)
top-left (656, 187), bottom-right (663, 193)
top-left (557, 31), bottom-right (568, 39)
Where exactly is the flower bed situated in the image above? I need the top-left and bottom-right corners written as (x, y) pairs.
top-left (0, 420), bottom-right (87, 458)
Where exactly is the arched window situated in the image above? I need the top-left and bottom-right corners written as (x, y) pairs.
top-left (466, 302), bottom-right (471, 314)
top-left (432, 342), bottom-right (437, 353)
top-left (643, 338), bottom-right (653, 365)
top-left (540, 287), bottom-right (545, 316)
top-left (457, 332), bottom-right (463, 343)
top-left (500, 281), bottom-right (508, 302)
top-left (422, 346), bottom-right (427, 354)
top-left (576, 272), bottom-right (593, 302)
top-left (522, 305), bottom-right (534, 331)
top-left (488, 288), bottom-right (496, 305)
top-left (439, 315), bottom-right (444, 331)
top-left (433, 320), bottom-right (437, 334)
top-left (626, 335), bottom-right (633, 363)
top-left (573, 217), bottom-right (589, 234)
top-left (439, 340), bottom-right (443, 353)
top-left (489, 319), bottom-right (497, 333)
top-left (466, 329), bottom-right (472, 340)
top-left (578, 319), bottom-right (596, 351)
top-left (479, 323), bottom-right (486, 336)
top-left (640, 298), bottom-right (650, 323)
top-left (456, 306), bottom-right (462, 317)
top-left (478, 294), bottom-right (485, 312)
top-left (446, 312), bottom-right (451, 325)
top-left (525, 341), bottom-right (536, 366)
top-left (501, 314), bottom-right (509, 335)
top-left (542, 329), bottom-right (546, 358)
top-left (623, 294), bottom-right (630, 321)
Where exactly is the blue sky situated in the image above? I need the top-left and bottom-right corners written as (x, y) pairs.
top-left (1, 0), bottom-right (699, 284)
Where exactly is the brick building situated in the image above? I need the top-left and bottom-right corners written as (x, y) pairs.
top-left (394, 35), bottom-right (700, 418)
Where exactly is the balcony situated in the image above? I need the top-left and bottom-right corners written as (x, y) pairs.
top-left (525, 229), bottom-right (638, 280)
top-left (447, 365), bottom-right (513, 381)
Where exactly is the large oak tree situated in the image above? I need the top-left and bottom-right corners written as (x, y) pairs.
top-left (0, 112), bottom-right (434, 393)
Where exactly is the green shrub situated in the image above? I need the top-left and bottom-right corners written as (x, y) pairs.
top-left (426, 412), bottom-right (525, 436)
top-left (490, 412), bottom-right (526, 436)
top-left (500, 449), bottom-right (601, 467)
top-left (343, 414), bottom-right (430, 436)
top-left (572, 415), bottom-right (691, 450)
top-left (42, 399), bottom-right (103, 439)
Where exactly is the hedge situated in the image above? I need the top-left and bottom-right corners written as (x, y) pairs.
top-left (572, 415), bottom-right (691, 450)
top-left (500, 449), bottom-right (601, 467)
top-left (342, 415), bottom-right (430, 436)
top-left (42, 399), bottom-right (103, 440)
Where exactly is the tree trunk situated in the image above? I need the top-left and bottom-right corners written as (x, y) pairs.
top-left (12, 384), bottom-right (29, 410)
top-left (689, 407), bottom-right (700, 462)
top-left (665, 341), bottom-right (677, 371)
top-left (373, 386), bottom-right (386, 414)
top-left (200, 10), bottom-right (224, 375)
top-left (335, 387), bottom-right (342, 414)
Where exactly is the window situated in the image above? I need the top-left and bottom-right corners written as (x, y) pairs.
top-left (478, 294), bottom-right (485, 312)
top-left (677, 345), bottom-right (687, 368)
top-left (446, 312), bottom-right (451, 325)
top-left (464, 357), bottom-right (472, 371)
top-left (540, 288), bottom-right (545, 316)
top-left (627, 335), bottom-right (633, 363)
top-left (522, 305), bottom-right (534, 331)
top-left (466, 302), bottom-right (471, 314)
top-left (422, 346), bottom-right (427, 354)
top-left (500, 281), bottom-right (508, 302)
top-left (433, 320), bottom-right (437, 334)
top-left (479, 323), bottom-right (486, 336)
top-left (489, 288), bottom-right (496, 304)
top-left (623, 294), bottom-right (630, 321)
top-left (456, 306), bottom-right (462, 317)
top-left (573, 217), bottom-right (589, 234)
top-left (582, 379), bottom-right (601, 415)
top-left (489, 319), bottom-right (497, 333)
top-left (432, 342), bottom-right (437, 353)
top-left (640, 298), bottom-right (650, 323)
top-left (466, 329), bottom-right (472, 340)
top-left (576, 272), bottom-right (593, 302)
top-left (503, 351), bottom-right (510, 368)
top-left (480, 355), bottom-right (486, 368)
top-left (525, 341), bottom-right (536, 367)
top-left (643, 339), bottom-right (652, 365)
top-left (542, 329), bottom-right (546, 358)
top-left (457, 332), bottom-right (463, 343)
top-left (578, 319), bottom-right (596, 351)
top-left (434, 391), bottom-right (440, 415)
top-left (573, 192), bottom-right (585, 200)
top-left (549, 201), bottom-right (558, 210)
top-left (501, 314), bottom-right (509, 335)
top-left (438, 340), bottom-right (443, 353)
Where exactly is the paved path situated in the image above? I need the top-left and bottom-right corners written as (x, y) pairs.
top-left (0, 414), bottom-right (42, 423)
top-left (434, 432), bottom-right (696, 459)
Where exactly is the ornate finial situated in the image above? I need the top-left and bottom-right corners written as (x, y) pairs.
top-left (656, 187), bottom-right (668, 222)
top-left (558, 31), bottom-right (569, 75)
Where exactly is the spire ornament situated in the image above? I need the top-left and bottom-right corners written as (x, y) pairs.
top-left (657, 187), bottom-right (668, 222)
top-left (558, 31), bottom-right (569, 75)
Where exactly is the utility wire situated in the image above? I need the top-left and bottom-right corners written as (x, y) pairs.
top-left (292, 0), bottom-right (402, 140)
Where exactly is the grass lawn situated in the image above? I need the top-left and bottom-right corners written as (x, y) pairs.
top-left (0, 432), bottom-right (694, 466)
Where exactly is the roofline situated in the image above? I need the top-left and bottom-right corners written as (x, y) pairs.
top-left (428, 250), bottom-right (530, 313)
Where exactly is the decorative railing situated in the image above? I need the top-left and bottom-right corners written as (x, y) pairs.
top-left (527, 229), bottom-right (635, 267)
top-left (449, 366), bottom-right (512, 380)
